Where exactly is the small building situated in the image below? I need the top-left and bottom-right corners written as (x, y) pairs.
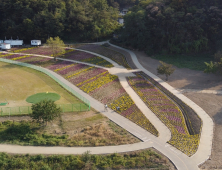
top-left (119, 8), bottom-right (128, 16)
top-left (4, 40), bottom-right (23, 46)
top-left (0, 43), bottom-right (11, 50)
top-left (31, 40), bottom-right (41, 46)
top-left (118, 18), bottom-right (124, 24)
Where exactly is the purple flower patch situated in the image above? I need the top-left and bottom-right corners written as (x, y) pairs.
top-left (175, 126), bottom-right (186, 134)
top-left (166, 116), bottom-right (182, 122)
top-left (46, 61), bottom-right (73, 70)
top-left (57, 64), bottom-right (86, 75)
top-left (121, 104), bottom-right (135, 117)
top-left (161, 109), bottom-right (179, 113)
top-left (71, 68), bottom-right (107, 85)
top-left (65, 51), bottom-right (96, 61)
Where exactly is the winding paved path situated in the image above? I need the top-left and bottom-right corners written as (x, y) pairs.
top-left (0, 44), bottom-right (214, 170)
top-left (107, 42), bottom-right (214, 168)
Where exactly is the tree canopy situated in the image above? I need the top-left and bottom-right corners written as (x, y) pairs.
top-left (157, 61), bottom-right (175, 80)
top-left (117, 0), bottom-right (222, 54)
top-left (0, 0), bottom-right (120, 42)
top-left (46, 36), bottom-right (65, 58)
top-left (31, 99), bottom-right (62, 126)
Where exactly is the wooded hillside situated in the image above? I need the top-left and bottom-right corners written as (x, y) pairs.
top-left (118, 0), bottom-right (222, 54)
top-left (0, 0), bottom-right (120, 42)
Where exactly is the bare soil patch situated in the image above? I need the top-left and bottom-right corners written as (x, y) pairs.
top-left (133, 50), bottom-right (222, 91)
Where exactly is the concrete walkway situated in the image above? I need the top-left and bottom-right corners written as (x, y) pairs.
top-left (108, 42), bottom-right (214, 168)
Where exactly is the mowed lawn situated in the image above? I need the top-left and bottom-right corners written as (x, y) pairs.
top-left (0, 62), bottom-right (82, 107)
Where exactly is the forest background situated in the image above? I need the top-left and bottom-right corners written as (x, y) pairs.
top-left (0, 0), bottom-right (222, 72)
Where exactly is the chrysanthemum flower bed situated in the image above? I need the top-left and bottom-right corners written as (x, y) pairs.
top-left (46, 62), bottom-right (158, 136)
top-left (63, 50), bottom-right (113, 68)
top-left (137, 72), bottom-right (202, 135)
top-left (12, 46), bottom-right (113, 68)
top-left (18, 46), bottom-right (56, 56)
top-left (10, 47), bottom-right (37, 53)
top-left (127, 75), bottom-right (200, 156)
top-left (1, 53), bottom-right (52, 65)
top-left (18, 47), bottom-right (73, 57)
top-left (77, 44), bottom-right (132, 69)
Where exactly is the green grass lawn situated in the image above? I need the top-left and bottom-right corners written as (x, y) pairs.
top-left (26, 93), bottom-right (61, 104)
top-left (0, 62), bottom-right (83, 107)
top-left (151, 52), bottom-right (213, 71)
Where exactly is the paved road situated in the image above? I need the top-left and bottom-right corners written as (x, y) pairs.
top-left (0, 45), bottom-right (214, 170)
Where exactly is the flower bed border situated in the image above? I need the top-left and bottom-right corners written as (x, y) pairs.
top-left (136, 71), bottom-right (202, 135)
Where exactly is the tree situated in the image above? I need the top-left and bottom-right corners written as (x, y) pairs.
top-left (31, 99), bottom-right (62, 126)
top-left (204, 51), bottom-right (222, 75)
top-left (46, 36), bottom-right (65, 60)
top-left (157, 61), bottom-right (175, 81)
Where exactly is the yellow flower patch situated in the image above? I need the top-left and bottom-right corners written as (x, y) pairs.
top-left (11, 55), bottom-right (31, 60)
top-left (77, 71), bottom-right (108, 87)
top-left (66, 67), bottom-right (94, 79)
top-left (54, 63), bottom-right (77, 72)
top-left (80, 74), bottom-right (118, 93)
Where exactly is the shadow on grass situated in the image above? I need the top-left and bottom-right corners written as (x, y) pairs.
top-left (0, 121), bottom-right (68, 146)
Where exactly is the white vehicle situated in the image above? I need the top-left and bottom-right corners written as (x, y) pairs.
top-left (0, 43), bottom-right (11, 50)
top-left (31, 40), bottom-right (41, 46)
top-left (4, 40), bottom-right (23, 46)
top-left (0, 40), bottom-right (3, 44)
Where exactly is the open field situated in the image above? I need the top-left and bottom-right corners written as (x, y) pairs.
top-left (0, 109), bottom-right (140, 147)
top-left (0, 62), bottom-right (82, 108)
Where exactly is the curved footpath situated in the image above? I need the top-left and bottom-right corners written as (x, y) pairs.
top-left (107, 42), bottom-right (214, 168)
top-left (0, 45), bottom-right (214, 169)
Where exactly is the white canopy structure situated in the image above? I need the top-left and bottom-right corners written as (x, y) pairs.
top-left (31, 40), bottom-right (41, 46)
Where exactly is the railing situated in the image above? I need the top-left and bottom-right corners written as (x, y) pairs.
top-left (0, 58), bottom-right (90, 110)
top-left (0, 103), bottom-right (89, 116)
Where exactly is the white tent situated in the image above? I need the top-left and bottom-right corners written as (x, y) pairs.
top-left (31, 40), bottom-right (41, 46)
top-left (0, 43), bottom-right (11, 50)
top-left (4, 40), bottom-right (23, 46)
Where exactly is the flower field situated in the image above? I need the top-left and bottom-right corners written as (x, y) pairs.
top-left (7, 46), bottom-right (114, 68)
top-left (137, 72), bottom-right (202, 135)
top-left (45, 62), bottom-right (158, 136)
top-left (127, 75), bottom-right (200, 156)
top-left (63, 50), bottom-right (113, 68)
top-left (16, 46), bottom-right (58, 56)
top-left (77, 44), bottom-right (132, 69)
top-left (0, 53), bottom-right (52, 65)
